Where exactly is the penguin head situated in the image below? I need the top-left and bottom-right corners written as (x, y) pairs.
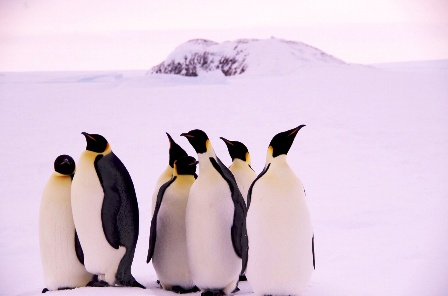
top-left (220, 137), bottom-right (251, 164)
top-left (82, 132), bottom-right (109, 153)
top-left (174, 156), bottom-right (198, 176)
top-left (54, 154), bottom-right (75, 176)
top-left (166, 132), bottom-right (188, 168)
top-left (180, 129), bottom-right (209, 154)
top-left (268, 125), bottom-right (306, 158)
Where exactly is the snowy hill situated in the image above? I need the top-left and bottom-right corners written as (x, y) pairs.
top-left (150, 37), bottom-right (346, 77)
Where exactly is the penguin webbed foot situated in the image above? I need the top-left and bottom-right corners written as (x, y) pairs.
top-left (86, 275), bottom-right (110, 288)
top-left (42, 288), bottom-right (49, 293)
top-left (58, 287), bottom-right (74, 291)
top-left (116, 277), bottom-right (146, 289)
top-left (201, 290), bottom-right (226, 296)
top-left (238, 274), bottom-right (247, 281)
top-left (86, 280), bottom-right (110, 287)
top-left (171, 285), bottom-right (200, 294)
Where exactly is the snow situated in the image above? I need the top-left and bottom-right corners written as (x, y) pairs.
top-left (150, 37), bottom-right (345, 77)
top-left (1, 58), bottom-right (448, 296)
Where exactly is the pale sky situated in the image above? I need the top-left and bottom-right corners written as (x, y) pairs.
top-left (1, 0), bottom-right (447, 71)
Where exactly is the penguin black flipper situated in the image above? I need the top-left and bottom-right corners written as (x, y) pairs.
top-left (209, 157), bottom-right (248, 272)
top-left (312, 234), bottom-right (316, 270)
top-left (94, 154), bottom-right (121, 249)
top-left (95, 152), bottom-right (144, 288)
top-left (247, 163), bottom-right (271, 209)
top-left (147, 176), bottom-right (177, 263)
top-left (74, 230), bottom-right (84, 265)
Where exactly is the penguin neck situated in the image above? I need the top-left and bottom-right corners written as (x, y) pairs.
top-left (230, 158), bottom-right (250, 170)
top-left (197, 143), bottom-right (217, 174)
top-left (174, 173), bottom-right (195, 183)
top-left (266, 154), bottom-right (289, 168)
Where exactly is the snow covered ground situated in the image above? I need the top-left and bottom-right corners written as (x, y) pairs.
top-left (1, 60), bottom-right (447, 296)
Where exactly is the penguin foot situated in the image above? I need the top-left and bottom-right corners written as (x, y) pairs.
top-left (42, 288), bottom-right (49, 293)
top-left (238, 274), bottom-right (247, 281)
top-left (201, 290), bottom-right (226, 296)
top-left (232, 286), bottom-right (240, 293)
top-left (116, 277), bottom-right (146, 289)
top-left (171, 285), bottom-right (201, 294)
top-left (86, 279), bottom-right (110, 287)
top-left (58, 287), bottom-right (74, 291)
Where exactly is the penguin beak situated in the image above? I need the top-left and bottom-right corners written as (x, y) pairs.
top-left (288, 125), bottom-right (306, 137)
top-left (220, 137), bottom-right (234, 146)
top-left (181, 133), bottom-right (194, 138)
top-left (82, 132), bottom-right (96, 142)
top-left (188, 160), bottom-right (199, 166)
top-left (60, 158), bottom-right (70, 166)
top-left (166, 132), bottom-right (173, 147)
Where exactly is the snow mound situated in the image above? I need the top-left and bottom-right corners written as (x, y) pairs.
top-left (149, 37), bottom-right (346, 77)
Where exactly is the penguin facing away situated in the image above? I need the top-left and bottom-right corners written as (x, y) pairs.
top-left (147, 156), bottom-right (200, 294)
top-left (71, 132), bottom-right (144, 288)
top-left (181, 129), bottom-right (248, 296)
top-left (220, 137), bottom-right (256, 206)
top-left (246, 125), bottom-right (314, 296)
top-left (151, 133), bottom-right (188, 215)
top-left (39, 155), bottom-right (93, 293)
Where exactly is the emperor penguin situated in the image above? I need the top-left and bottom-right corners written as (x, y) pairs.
top-left (147, 156), bottom-right (199, 293)
top-left (246, 125), bottom-right (315, 296)
top-left (71, 132), bottom-right (144, 288)
top-left (181, 129), bottom-right (248, 296)
top-left (39, 155), bottom-right (93, 293)
top-left (151, 133), bottom-right (188, 215)
top-left (220, 137), bottom-right (256, 206)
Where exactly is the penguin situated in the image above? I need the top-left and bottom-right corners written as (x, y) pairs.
top-left (71, 132), bottom-right (144, 288)
top-left (147, 156), bottom-right (200, 294)
top-left (151, 133), bottom-right (188, 215)
top-left (39, 155), bottom-right (93, 293)
top-left (181, 129), bottom-right (248, 296)
top-left (246, 125), bottom-right (315, 296)
top-left (220, 137), bottom-right (256, 206)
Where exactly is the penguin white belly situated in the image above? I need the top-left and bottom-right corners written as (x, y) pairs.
top-left (39, 174), bottom-right (92, 290)
top-left (186, 173), bottom-right (241, 291)
top-left (151, 165), bottom-right (172, 215)
top-left (153, 180), bottom-right (194, 289)
top-left (71, 152), bottom-right (126, 283)
top-left (247, 172), bottom-right (313, 296)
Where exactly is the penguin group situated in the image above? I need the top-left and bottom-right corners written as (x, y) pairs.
top-left (39, 126), bottom-right (315, 296)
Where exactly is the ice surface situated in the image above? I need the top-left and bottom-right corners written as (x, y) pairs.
top-left (0, 60), bottom-right (447, 296)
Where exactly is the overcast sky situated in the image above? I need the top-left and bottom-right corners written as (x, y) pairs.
top-left (1, 0), bottom-right (447, 71)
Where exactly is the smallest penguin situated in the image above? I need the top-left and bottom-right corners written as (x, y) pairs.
top-left (220, 137), bottom-right (256, 206)
top-left (151, 133), bottom-right (188, 214)
top-left (147, 156), bottom-right (199, 294)
top-left (39, 155), bottom-right (93, 293)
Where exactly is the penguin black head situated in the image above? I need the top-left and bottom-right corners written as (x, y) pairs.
top-left (269, 125), bottom-right (306, 158)
top-left (166, 132), bottom-right (188, 168)
top-left (54, 154), bottom-right (75, 176)
top-left (174, 156), bottom-right (198, 176)
top-left (220, 137), bottom-right (250, 163)
top-left (82, 132), bottom-right (108, 153)
top-left (180, 129), bottom-right (209, 154)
